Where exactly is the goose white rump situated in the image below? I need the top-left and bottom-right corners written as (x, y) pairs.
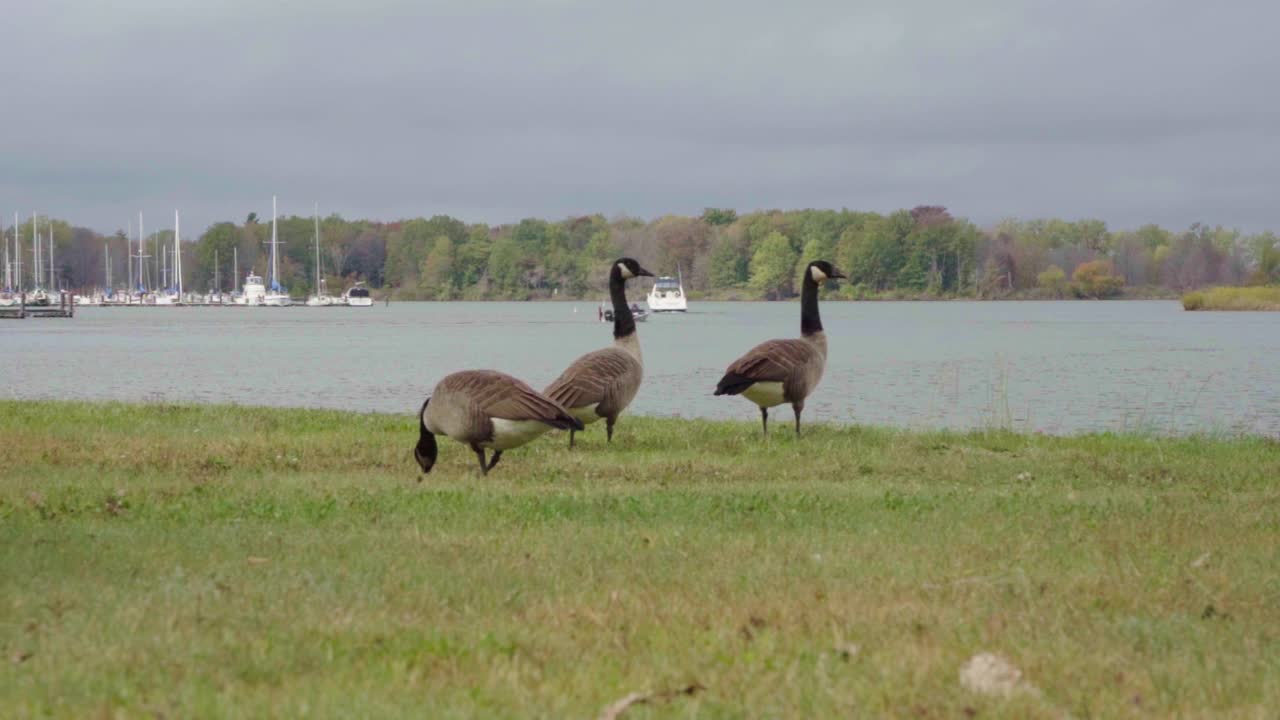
top-left (741, 381), bottom-right (786, 409)
top-left (486, 418), bottom-right (556, 450)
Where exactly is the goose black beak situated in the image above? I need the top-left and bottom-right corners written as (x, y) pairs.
top-left (637, 267), bottom-right (655, 277)
top-left (830, 268), bottom-right (848, 280)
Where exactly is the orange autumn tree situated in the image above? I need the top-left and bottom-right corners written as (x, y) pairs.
top-left (1071, 260), bottom-right (1125, 298)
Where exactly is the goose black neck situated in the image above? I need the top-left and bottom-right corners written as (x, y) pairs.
top-left (800, 273), bottom-right (822, 336)
top-left (610, 269), bottom-right (635, 339)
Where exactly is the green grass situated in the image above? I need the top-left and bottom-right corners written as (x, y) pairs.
top-left (1183, 286), bottom-right (1280, 311)
top-left (2, 400), bottom-right (1279, 718)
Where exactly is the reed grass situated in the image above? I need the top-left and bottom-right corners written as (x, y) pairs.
top-left (1182, 285), bottom-right (1280, 311)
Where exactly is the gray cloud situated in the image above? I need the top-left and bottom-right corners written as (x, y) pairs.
top-left (3, 0), bottom-right (1278, 235)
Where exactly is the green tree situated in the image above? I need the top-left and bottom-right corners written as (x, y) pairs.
top-left (487, 237), bottom-right (523, 297)
top-left (701, 208), bottom-right (738, 226)
top-left (708, 234), bottom-right (747, 288)
top-left (749, 231), bottom-right (798, 299)
top-left (1037, 265), bottom-right (1067, 297)
top-left (419, 236), bottom-right (455, 298)
top-left (194, 223), bottom-right (241, 292)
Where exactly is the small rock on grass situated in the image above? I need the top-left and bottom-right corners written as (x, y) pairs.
top-left (959, 652), bottom-right (1036, 699)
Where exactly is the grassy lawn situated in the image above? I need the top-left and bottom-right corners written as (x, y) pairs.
top-left (2, 400), bottom-right (1278, 718)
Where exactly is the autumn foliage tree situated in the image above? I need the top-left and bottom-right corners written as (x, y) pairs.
top-left (1071, 260), bottom-right (1124, 298)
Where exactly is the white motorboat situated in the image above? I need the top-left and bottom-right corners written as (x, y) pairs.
top-left (240, 273), bottom-right (267, 305)
top-left (646, 265), bottom-right (688, 312)
top-left (342, 281), bottom-right (373, 307)
top-left (262, 196), bottom-right (292, 306)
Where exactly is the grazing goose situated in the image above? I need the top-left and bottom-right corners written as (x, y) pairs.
top-left (545, 257), bottom-right (654, 447)
top-left (714, 260), bottom-right (846, 436)
top-left (415, 370), bottom-right (584, 475)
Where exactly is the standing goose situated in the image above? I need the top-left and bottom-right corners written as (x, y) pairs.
top-left (714, 260), bottom-right (846, 436)
top-left (415, 370), bottom-right (584, 475)
top-left (545, 257), bottom-right (654, 447)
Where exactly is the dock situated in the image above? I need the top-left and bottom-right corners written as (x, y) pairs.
top-left (0, 292), bottom-right (76, 319)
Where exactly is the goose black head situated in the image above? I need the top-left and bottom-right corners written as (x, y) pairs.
top-left (806, 260), bottom-right (846, 284)
top-left (612, 258), bottom-right (654, 282)
top-left (414, 397), bottom-right (438, 474)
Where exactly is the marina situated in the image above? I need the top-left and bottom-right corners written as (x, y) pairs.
top-left (0, 291), bottom-right (75, 319)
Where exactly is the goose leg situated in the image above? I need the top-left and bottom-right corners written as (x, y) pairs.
top-left (760, 407), bottom-right (769, 435)
top-left (486, 451), bottom-right (503, 472)
top-left (606, 416), bottom-right (616, 443)
top-left (470, 443), bottom-right (488, 475)
top-left (569, 430), bottom-right (576, 449)
top-left (792, 402), bottom-right (803, 437)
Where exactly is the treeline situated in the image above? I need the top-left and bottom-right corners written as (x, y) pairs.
top-left (6, 207), bottom-right (1279, 299)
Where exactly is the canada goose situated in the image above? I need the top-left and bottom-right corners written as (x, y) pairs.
top-left (545, 257), bottom-right (654, 447)
top-left (415, 370), bottom-right (584, 475)
top-left (713, 260), bottom-right (846, 435)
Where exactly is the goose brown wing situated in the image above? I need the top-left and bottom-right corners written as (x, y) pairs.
top-left (715, 339), bottom-right (816, 395)
top-left (544, 348), bottom-right (638, 411)
top-left (444, 370), bottom-right (583, 430)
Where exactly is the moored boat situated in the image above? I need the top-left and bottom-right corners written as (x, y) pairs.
top-left (342, 282), bottom-right (373, 307)
top-left (646, 265), bottom-right (688, 312)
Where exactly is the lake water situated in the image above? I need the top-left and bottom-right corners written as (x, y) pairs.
top-left (3, 301), bottom-right (1279, 435)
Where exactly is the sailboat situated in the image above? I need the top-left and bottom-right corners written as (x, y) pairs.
top-left (155, 210), bottom-right (185, 305)
top-left (263, 196), bottom-right (291, 306)
top-left (29, 212), bottom-right (50, 306)
top-left (305, 204), bottom-right (334, 306)
top-left (0, 217), bottom-right (16, 307)
top-left (207, 249), bottom-right (224, 305)
top-left (133, 212), bottom-right (152, 304)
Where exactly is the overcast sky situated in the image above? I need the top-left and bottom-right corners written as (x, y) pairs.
top-left (3, 0), bottom-right (1278, 236)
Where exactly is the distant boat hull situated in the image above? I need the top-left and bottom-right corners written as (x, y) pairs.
top-left (342, 282), bottom-right (373, 306)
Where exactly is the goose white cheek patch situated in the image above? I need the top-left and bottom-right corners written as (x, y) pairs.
top-left (617, 263), bottom-right (634, 279)
top-left (810, 266), bottom-right (828, 283)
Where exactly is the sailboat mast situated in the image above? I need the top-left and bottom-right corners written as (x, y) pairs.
top-left (233, 246), bottom-right (239, 292)
top-left (214, 249), bottom-right (220, 293)
top-left (314, 202), bottom-right (320, 294)
top-left (174, 209), bottom-right (182, 295)
top-left (32, 211), bottom-right (40, 289)
top-left (48, 219), bottom-right (54, 290)
top-left (12, 213), bottom-right (19, 293)
top-left (271, 195), bottom-right (279, 291)
top-left (138, 212), bottom-right (146, 291)
top-left (126, 219), bottom-right (133, 294)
